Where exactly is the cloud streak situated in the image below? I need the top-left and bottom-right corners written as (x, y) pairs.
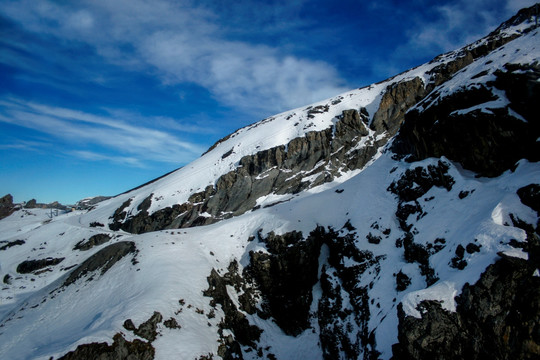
top-left (0, 98), bottom-right (206, 166)
top-left (0, 0), bottom-right (347, 114)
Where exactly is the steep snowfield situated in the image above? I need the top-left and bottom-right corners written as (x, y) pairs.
top-left (1, 155), bottom-right (538, 359)
top-left (1, 10), bottom-right (539, 360)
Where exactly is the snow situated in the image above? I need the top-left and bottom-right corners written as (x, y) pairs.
top-left (402, 281), bottom-right (459, 318)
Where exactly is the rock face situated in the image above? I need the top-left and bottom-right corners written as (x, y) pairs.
top-left (246, 230), bottom-right (323, 336)
top-left (74, 233), bottom-right (112, 251)
top-left (392, 177), bottom-right (540, 359)
top-left (63, 241), bottom-right (136, 286)
top-left (0, 194), bottom-right (15, 220)
top-left (392, 64), bottom-right (540, 178)
top-left (16, 257), bottom-right (64, 274)
top-left (59, 333), bottom-right (154, 360)
top-left (371, 77), bottom-right (427, 135)
top-left (204, 225), bottom-right (385, 359)
top-left (392, 252), bottom-right (540, 360)
top-left (110, 109), bottom-right (385, 234)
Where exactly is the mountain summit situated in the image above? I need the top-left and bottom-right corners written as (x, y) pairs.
top-left (1, 4), bottom-right (539, 360)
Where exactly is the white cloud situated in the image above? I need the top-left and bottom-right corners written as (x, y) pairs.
top-left (0, 98), bottom-right (206, 166)
top-left (73, 150), bottom-right (144, 168)
top-left (0, 0), bottom-right (346, 114)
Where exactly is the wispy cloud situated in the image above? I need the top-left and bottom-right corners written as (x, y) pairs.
top-left (372, 0), bottom-right (538, 80)
top-left (0, 98), bottom-right (206, 166)
top-left (73, 150), bottom-right (145, 168)
top-left (405, 0), bottom-right (537, 54)
top-left (0, 0), bottom-right (347, 114)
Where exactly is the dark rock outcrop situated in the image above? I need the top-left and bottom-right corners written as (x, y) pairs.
top-left (203, 261), bottom-right (262, 353)
top-left (392, 63), bottom-right (540, 177)
top-left (59, 333), bottom-right (154, 360)
top-left (392, 253), bottom-right (540, 360)
top-left (111, 109), bottom-right (383, 234)
top-left (63, 241), bottom-right (136, 286)
top-left (74, 234), bottom-right (112, 251)
top-left (124, 312), bottom-right (163, 342)
top-left (16, 257), bottom-right (64, 274)
top-left (245, 230), bottom-right (323, 336)
top-left (371, 77), bottom-right (427, 135)
top-left (0, 239), bottom-right (25, 251)
top-left (0, 194), bottom-right (15, 220)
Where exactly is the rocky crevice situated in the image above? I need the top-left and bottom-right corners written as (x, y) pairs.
top-left (388, 161), bottom-right (455, 285)
top-left (204, 225), bottom-right (385, 359)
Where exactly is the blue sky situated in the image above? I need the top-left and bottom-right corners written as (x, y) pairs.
top-left (0, 0), bottom-right (536, 204)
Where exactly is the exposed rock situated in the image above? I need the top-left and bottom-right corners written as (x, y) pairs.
top-left (245, 230), bottom-right (323, 336)
top-left (59, 333), bottom-right (154, 360)
top-left (396, 271), bottom-right (411, 292)
top-left (75, 196), bottom-right (112, 210)
top-left (63, 241), bottom-right (136, 286)
top-left (74, 234), bottom-right (112, 251)
top-left (0, 194), bottom-right (15, 220)
top-left (16, 257), bottom-right (64, 274)
top-left (392, 253), bottom-right (540, 360)
top-left (319, 225), bottom-right (382, 360)
top-left (203, 262), bottom-right (262, 351)
top-left (387, 161), bottom-right (455, 204)
top-left (111, 109), bottom-right (383, 234)
top-left (163, 317), bottom-right (180, 329)
top-left (517, 184), bottom-right (540, 215)
top-left (371, 77), bottom-right (427, 135)
top-left (132, 311), bottom-right (163, 342)
top-left (108, 199), bottom-right (133, 231)
top-left (3, 274), bottom-right (12, 284)
top-left (24, 199), bottom-right (37, 208)
top-left (392, 65), bottom-right (540, 177)
top-left (0, 239), bottom-right (25, 251)
top-left (23, 198), bottom-right (69, 210)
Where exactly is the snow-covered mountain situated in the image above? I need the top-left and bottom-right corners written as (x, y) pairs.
top-left (1, 5), bottom-right (539, 360)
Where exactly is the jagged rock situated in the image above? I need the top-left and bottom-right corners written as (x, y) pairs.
top-left (392, 253), bottom-right (540, 360)
top-left (24, 199), bottom-right (37, 209)
top-left (517, 184), bottom-right (540, 214)
top-left (63, 241), bottom-right (136, 286)
top-left (163, 317), bottom-right (180, 329)
top-left (203, 262), bottom-right (262, 350)
top-left (59, 333), bottom-right (154, 360)
top-left (0, 194), bottom-right (15, 220)
top-left (388, 161), bottom-right (454, 203)
top-left (133, 311), bottom-right (163, 342)
top-left (111, 109), bottom-right (381, 234)
top-left (246, 230), bottom-right (323, 336)
top-left (396, 271), bottom-right (411, 292)
top-left (16, 257), bottom-right (64, 274)
top-left (319, 225), bottom-right (382, 360)
top-left (74, 234), bottom-right (112, 251)
top-left (371, 77), bottom-right (427, 135)
top-left (392, 65), bottom-right (540, 177)
top-left (389, 161), bottom-right (454, 234)
top-left (0, 239), bottom-right (25, 251)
